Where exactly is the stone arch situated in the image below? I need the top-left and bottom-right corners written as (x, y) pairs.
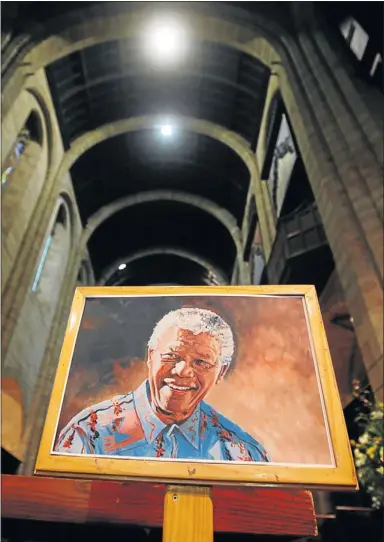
top-left (86, 190), bottom-right (241, 247)
top-left (56, 115), bottom-right (261, 282)
top-left (60, 115), bottom-right (260, 176)
top-left (84, 190), bottom-right (244, 282)
top-left (98, 247), bottom-right (229, 286)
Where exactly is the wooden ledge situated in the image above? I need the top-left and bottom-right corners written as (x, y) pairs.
top-left (2, 475), bottom-right (317, 536)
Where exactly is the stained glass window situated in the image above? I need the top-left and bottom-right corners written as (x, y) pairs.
top-left (1, 129), bottom-right (30, 187)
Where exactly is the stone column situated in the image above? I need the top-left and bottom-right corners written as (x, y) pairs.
top-left (2, 69), bottom-right (66, 361)
top-left (253, 74), bottom-right (279, 260)
top-left (19, 262), bottom-right (79, 474)
top-left (277, 31), bottom-right (383, 399)
top-left (231, 261), bottom-right (240, 285)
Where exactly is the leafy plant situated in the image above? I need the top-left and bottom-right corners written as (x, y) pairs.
top-left (350, 381), bottom-right (384, 510)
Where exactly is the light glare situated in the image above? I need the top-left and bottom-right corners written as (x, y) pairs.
top-left (160, 125), bottom-right (173, 137)
top-left (144, 17), bottom-right (188, 65)
top-left (118, 263), bottom-right (127, 271)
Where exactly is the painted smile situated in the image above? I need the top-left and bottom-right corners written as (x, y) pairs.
top-left (163, 379), bottom-right (197, 392)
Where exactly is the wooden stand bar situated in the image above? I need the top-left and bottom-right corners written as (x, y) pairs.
top-left (2, 475), bottom-right (317, 537)
top-left (163, 486), bottom-right (213, 542)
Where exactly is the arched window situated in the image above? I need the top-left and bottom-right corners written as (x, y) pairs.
top-left (2, 107), bottom-right (48, 288)
top-left (4, 197), bottom-right (72, 439)
top-left (31, 198), bottom-right (72, 323)
top-left (1, 111), bottom-right (42, 187)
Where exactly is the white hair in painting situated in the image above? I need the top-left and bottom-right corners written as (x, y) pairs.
top-left (148, 307), bottom-right (235, 366)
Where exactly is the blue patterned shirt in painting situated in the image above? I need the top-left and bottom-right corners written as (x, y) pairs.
top-left (55, 380), bottom-right (271, 462)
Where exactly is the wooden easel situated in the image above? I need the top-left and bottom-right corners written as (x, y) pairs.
top-left (2, 475), bottom-right (317, 541)
top-left (163, 486), bottom-right (213, 541)
top-left (163, 484), bottom-right (318, 542)
top-left (32, 285), bottom-right (356, 541)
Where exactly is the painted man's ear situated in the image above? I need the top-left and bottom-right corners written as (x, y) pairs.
top-left (216, 363), bottom-right (229, 384)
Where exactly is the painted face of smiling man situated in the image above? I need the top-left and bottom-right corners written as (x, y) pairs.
top-left (56, 307), bottom-right (271, 462)
top-left (147, 318), bottom-right (230, 424)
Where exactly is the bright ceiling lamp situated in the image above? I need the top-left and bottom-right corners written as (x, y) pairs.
top-left (160, 124), bottom-right (173, 137)
top-left (156, 116), bottom-right (177, 139)
top-left (144, 16), bottom-right (189, 66)
top-left (118, 263), bottom-right (127, 271)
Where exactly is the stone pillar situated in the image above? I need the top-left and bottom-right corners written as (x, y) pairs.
top-left (19, 276), bottom-right (76, 473)
top-left (277, 32), bottom-right (383, 400)
top-left (249, 164), bottom-right (275, 262)
top-left (236, 258), bottom-right (251, 285)
top-left (253, 74), bottom-right (279, 259)
top-left (260, 181), bottom-right (276, 251)
top-left (241, 184), bottom-right (255, 242)
top-left (2, 69), bottom-right (66, 361)
top-left (231, 261), bottom-right (240, 285)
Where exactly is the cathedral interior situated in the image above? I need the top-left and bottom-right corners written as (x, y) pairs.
top-left (1, 2), bottom-right (383, 541)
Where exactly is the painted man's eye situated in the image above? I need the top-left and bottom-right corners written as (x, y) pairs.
top-left (194, 359), bottom-right (213, 371)
top-left (162, 353), bottom-right (180, 362)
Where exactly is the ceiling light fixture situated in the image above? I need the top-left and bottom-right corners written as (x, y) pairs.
top-left (144, 16), bottom-right (189, 66)
top-left (160, 124), bottom-right (173, 137)
top-left (118, 263), bottom-right (127, 271)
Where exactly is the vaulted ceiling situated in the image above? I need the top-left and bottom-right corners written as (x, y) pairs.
top-left (44, 31), bottom-right (269, 285)
top-left (1, 1), bottom-right (310, 285)
top-left (69, 131), bottom-right (251, 226)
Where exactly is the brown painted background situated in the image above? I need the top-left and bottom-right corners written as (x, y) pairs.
top-left (56, 295), bottom-right (332, 465)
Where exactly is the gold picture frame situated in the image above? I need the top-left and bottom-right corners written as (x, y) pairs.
top-left (35, 285), bottom-right (357, 490)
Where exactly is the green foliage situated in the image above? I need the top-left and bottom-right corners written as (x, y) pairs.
top-left (350, 381), bottom-right (384, 510)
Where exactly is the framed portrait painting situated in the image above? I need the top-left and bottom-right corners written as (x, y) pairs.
top-left (35, 285), bottom-right (357, 490)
